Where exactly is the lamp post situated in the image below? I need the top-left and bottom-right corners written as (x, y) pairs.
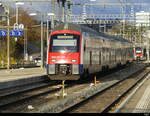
top-left (47, 13), bottom-right (55, 29)
top-left (29, 13), bottom-right (54, 68)
top-left (1, 3), bottom-right (11, 70)
top-left (6, 7), bottom-right (10, 70)
top-left (47, 13), bottom-right (55, 46)
top-left (29, 13), bottom-right (44, 68)
top-left (15, 2), bottom-right (25, 63)
top-left (15, 2), bottom-right (24, 25)
top-left (145, 30), bottom-right (150, 62)
top-left (1, 4), bottom-right (10, 70)
top-left (57, 0), bottom-right (61, 23)
top-left (57, 0), bottom-right (66, 23)
top-left (41, 15), bottom-right (44, 68)
top-left (62, 0), bottom-right (66, 22)
top-left (24, 27), bottom-right (28, 61)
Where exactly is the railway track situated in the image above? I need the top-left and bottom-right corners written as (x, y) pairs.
top-left (0, 63), bottom-right (147, 113)
top-left (0, 77), bottom-right (60, 108)
top-left (102, 68), bottom-right (150, 113)
top-left (0, 63), bottom-right (126, 111)
top-left (62, 67), bottom-right (149, 113)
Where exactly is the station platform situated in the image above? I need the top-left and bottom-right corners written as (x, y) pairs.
top-left (0, 67), bottom-right (47, 90)
top-left (117, 73), bottom-right (150, 113)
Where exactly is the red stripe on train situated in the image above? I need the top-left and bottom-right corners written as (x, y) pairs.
top-left (48, 53), bottom-right (80, 64)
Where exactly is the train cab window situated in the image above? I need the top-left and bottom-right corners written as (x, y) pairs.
top-left (135, 47), bottom-right (142, 54)
top-left (50, 34), bottom-right (80, 53)
top-left (90, 51), bottom-right (92, 65)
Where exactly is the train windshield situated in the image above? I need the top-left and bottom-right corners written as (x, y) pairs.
top-left (135, 47), bottom-right (142, 53)
top-left (50, 34), bottom-right (80, 53)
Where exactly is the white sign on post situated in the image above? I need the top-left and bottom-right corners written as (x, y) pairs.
top-left (13, 23), bottom-right (24, 30)
top-left (18, 24), bottom-right (24, 30)
top-left (14, 23), bottom-right (18, 30)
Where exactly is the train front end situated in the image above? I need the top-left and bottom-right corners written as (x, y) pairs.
top-left (47, 30), bottom-right (83, 80)
top-left (134, 47), bottom-right (143, 61)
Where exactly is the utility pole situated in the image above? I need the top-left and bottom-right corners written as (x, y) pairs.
top-left (146, 37), bottom-right (149, 62)
top-left (51, 0), bottom-right (55, 30)
top-left (46, 19), bottom-right (49, 47)
top-left (61, 0), bottom-right (66, 23)
top-left (51, 0), bottom-right (55, 14)
top-left (0, 3), bottom-right (10, 70)
top-left (41, 15), bottom-right (44, 68)
top-left (66, 0), bottom-right (72, 22)
top-left (6, 7), bottom-right (10, 70)
top-left (56, 0), bottom-right (66, 23)
top-left (57, 0), bottom-right (61, 23)
top-left (24, 27), bottom-right (28, 61)
top-left (67, 0), bottom-right (72, 15)
top-left (51, 0), bottom-right (55, 22)
top-left (143, 30), bottom-right (150, 62)
top-left (82, 4), bottom-right (87, 22)
top-left (16, 5), bottom-right (18, 24)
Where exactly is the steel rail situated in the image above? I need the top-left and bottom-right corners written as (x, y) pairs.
top-left (60, 66), bottom-right (148, 113)
top-left (0, 63), bottom-right (127, 112)
top-left (0, 79), bottom-right (59, 108)
top-left (100, 69), bottom-right (150, 113)
top-left (113, 73), bottom-right (150, 113)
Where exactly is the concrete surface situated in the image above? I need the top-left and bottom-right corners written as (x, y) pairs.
top-left (0, 68), bottom-right (46, 89)
top-left (119, 73), bottom-right (150, 113)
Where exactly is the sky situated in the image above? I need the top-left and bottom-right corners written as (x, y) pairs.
top-left (1, 0), bottom-right (150, 21)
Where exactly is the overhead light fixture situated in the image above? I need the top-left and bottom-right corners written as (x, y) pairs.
top-left (47, 13), bottom-right (55, 16)
top-left (15, 2), bottom-right (24, 5)
top-left (29, 13), bottom-right (37, 16)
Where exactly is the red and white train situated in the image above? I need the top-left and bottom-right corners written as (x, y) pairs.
top-left (47, 23), bottom-right (134, 80)
top-left (133, 47), bottom-right (143, 61)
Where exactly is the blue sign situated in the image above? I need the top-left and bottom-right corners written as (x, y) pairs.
top-left (0, 30), bottom-right (7, 37)
top-left (10, 30), bottom-right (24, 37)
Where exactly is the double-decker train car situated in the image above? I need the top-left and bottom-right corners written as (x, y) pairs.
top-left (133, 47), bottom-right (143, 61)
top-left (47, 23), bottom-right (133, 80)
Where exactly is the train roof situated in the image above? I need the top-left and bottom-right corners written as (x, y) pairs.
top-left (52, 23), bottom-right (81, 32)
top-left (52, 23), bottom-right (131, 43)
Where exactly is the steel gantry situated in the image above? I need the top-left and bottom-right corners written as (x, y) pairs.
top-left (66, 14), bottom-right (133, 24)
top-left (1, 0), bottom-right (149, 24)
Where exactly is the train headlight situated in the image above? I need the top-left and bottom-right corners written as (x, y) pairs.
top-left (72, 59), bottom-right (77, 63)
top-left (51, 59), bottom-right (57, 62)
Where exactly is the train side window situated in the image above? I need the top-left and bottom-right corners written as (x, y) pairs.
top-left (83, 32), bottom-right (86, 51)
top-left (109, 50), bottom-right (111, 63)
top-left (115, 49), bottom-right (117, 62)
top-left (90, 51), bottom-right (92, 65)
top-left (99, 51), bottom-right (101, 65)
top-left (102, 40), bottom-right (105, 62)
